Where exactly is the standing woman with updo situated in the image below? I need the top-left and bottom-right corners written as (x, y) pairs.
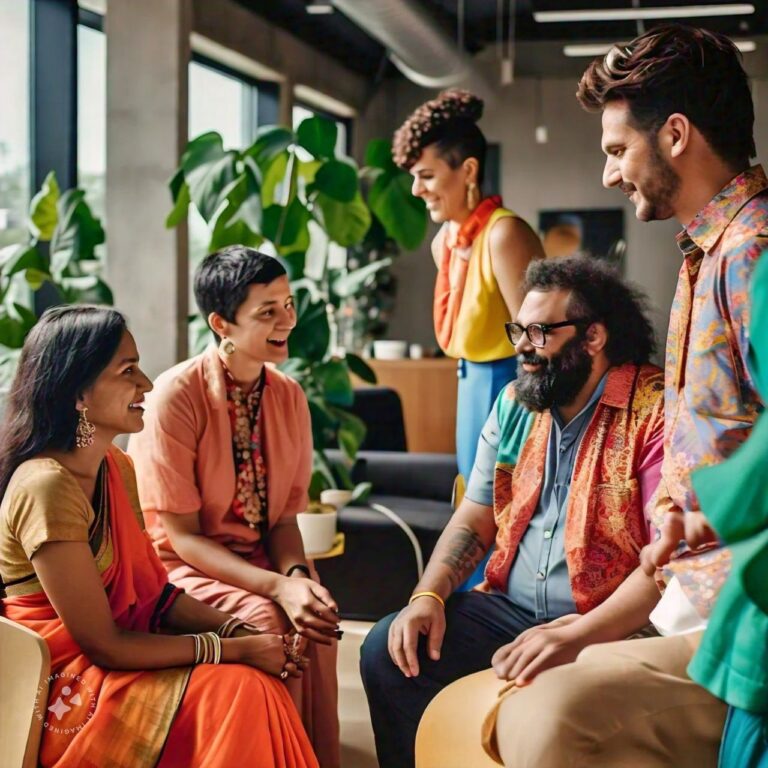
top-left (393, 90), bottom-right (544, 586)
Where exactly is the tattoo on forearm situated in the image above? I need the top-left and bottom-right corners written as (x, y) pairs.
top-left (441, 527), bottom-right (486, 589)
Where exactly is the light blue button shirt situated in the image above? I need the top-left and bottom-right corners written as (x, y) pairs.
top-left (465, 375), bottom-right (607, 620)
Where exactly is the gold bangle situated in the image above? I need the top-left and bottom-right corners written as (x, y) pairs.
top-left (409, 591), bottom-right (446, 609)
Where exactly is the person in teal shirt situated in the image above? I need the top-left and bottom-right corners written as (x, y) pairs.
top-left (688, 250), bottom-right (768, 767)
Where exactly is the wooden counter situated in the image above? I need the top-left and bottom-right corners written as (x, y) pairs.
top-left (356, 358), bottom-right (457, 454)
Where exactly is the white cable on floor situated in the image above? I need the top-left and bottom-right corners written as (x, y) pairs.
top-left (368, 502), bottom-right (425, 580)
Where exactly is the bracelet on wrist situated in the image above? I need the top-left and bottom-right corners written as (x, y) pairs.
top-left (285, 564), bottom-right (311, 579)
top-left (409, 591), bottom-right (446, 610)
top-left (187, 631), bottom-right (223, 664)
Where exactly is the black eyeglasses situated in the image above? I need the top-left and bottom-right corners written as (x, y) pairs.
top-left (504, 318), bottom-right (594, 348)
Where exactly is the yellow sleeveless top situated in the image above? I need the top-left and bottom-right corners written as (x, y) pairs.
top-left (440, 207), bottom-right (517, 362)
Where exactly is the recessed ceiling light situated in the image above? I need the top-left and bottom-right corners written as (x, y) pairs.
top-left (307, 0), bottom-right (334, 14)
top-left (563, 39), bottom-right (757, 57)
top-left (537, 4), bottom-right (755, 23)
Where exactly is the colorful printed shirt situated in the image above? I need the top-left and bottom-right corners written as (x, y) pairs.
top-left (656, 165), bottom-right (767, 609)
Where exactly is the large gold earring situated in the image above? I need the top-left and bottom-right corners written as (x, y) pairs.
top-left (467, 182), bottom-right (480, 211)
top-left (221, 338), bottom-right (235, 356)
top-left (75, 407), bottom-right (95, 449)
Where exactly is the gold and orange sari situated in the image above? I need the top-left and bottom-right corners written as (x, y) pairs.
top-left (2, 447), bottom-right (318, 768)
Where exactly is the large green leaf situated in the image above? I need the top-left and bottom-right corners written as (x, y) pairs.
top-left (179, 132), bottom-right (240, 223)
top-left (209, 166), bottom-right (264, 251)
top-left (288, 289), bottom-right (330, 362)
top-left (0, 307), bottom-right (31, 348)
top-left (29, 171), bottom-right (60, 241)
top-left (166, 169), bottom-right (191, 228)
top-left (312, 190), bottom-right (371, 247)
top-left (315, 359), bottom-right (354, 407)
top-left (331, 257), bottom-right (392, 298)
top-left (368, 171), bottom-right (427, 250)
top-left (331, 406), bottom-right (366, 457)
top-left (312, 159), bottom-right (358, 202)
top-left (262, 199), bottom-right (310, 253)
top-left (364, 138), bottom-right (397, 172)
top-left (345, 352), bottom-right (377, 384)
top-left (261, 152), bottom-right (289, 207)
top-left (297, 116), bottom-right (337, 160)
top-left (50, 190), bottom-right (105, 275)
top-left (0, 246), bottom-right (44, 278)
top-left (246, 126), bottom-right (295, 171)
top-left (59, 275), bottom-right (114, 305)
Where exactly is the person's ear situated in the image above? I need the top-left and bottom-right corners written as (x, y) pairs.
top-left (208, 312), bottom-right (230, 340)
top-left (660, 113), bottom-right (691, 160)
top-left (584, 321), bottom-right (608, 357)
top-left (462, 157), bottom-right (480, 185)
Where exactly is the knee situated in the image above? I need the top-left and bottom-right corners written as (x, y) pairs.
top-left (360, 613), bottom-right (398, 692)
top-left (494, 667), bottom-right (599, 767)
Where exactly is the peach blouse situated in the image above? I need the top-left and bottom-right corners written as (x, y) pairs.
top-left (128, 346), bottom-right (312, 563)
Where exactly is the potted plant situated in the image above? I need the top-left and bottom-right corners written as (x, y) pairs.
top-left (0, 172), bottom-right (112, 395)
top-left (166, 118), bottom-right (427, 500)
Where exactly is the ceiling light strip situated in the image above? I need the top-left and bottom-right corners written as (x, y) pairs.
top-left (563, 39), bottom-right (756, 56)
top-left (536, 4), bottom-right (755, 23)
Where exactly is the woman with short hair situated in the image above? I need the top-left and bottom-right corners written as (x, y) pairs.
top-left (0, 305), bottom-right (318, 768)
top-left (128, 246), bottom-right (340, 767)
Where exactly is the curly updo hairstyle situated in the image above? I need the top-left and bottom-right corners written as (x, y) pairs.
top-left (392, 89), bottom-right (487, 184)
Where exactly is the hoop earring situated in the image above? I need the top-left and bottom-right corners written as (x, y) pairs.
top-left (221, 338), bottom-right (235, 356)
top-left (466, 182), bottom-right (480, 211)
top-left (75, 407), bottom-right (95, 449)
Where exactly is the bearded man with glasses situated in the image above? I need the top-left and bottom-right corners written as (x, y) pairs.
top-left (360, 256), bottom-right (665, 768)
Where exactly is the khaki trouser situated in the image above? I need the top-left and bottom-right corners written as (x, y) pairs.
top-left (416, 633), bottom-right (727, 768)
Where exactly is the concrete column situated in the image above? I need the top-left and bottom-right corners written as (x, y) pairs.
top-left (105, 0), bottom-right (190, 378)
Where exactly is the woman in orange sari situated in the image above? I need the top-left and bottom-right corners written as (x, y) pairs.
top-left (0, 305), bottom-right (318, 768)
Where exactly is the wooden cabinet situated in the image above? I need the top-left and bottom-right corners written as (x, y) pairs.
top-left (357, 358), bottom-right (458, 454)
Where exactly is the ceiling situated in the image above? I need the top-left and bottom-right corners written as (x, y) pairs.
top-left (239, 1), bottom-right (768, 80)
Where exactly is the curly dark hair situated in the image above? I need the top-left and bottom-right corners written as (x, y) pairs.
top-left (576, 24), bottom-right (754, 171)
top-left (392, 89), bottom-right (487, 183)
top-left (524, 256), bottom-right (656, 366)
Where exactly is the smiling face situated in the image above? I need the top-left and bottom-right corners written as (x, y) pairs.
top-left (78, 330), bottom-right (153, 439)
top-left (513, 288), bottom-right (595, 411)
top-left (409, 144), bottom-right (474, 224)
top-left (601, 100), bottom-right (680, 222)
top-left (213, 275), bottom-right (296, 365)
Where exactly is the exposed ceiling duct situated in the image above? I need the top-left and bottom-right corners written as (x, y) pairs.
top-left (331, 0), bottom-right (492, 97)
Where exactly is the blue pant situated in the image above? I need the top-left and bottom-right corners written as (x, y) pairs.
top-left (359, 591), bottom-right (539, 768)
top-left (720, 707), bottom-right (768, 768)
top-left (456, 357), bottom-right (517, 590)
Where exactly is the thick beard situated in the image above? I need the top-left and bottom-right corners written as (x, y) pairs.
top-left (514, 334), bottom-right (594, 412)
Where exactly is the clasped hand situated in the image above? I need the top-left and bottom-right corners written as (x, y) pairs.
top-left (275, 575), bottom-right (340, 644)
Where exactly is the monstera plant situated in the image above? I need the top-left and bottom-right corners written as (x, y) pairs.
top-left (167, 118), bottom-right (427, 498)
top-left (0, 172), bottom-right (111, 389)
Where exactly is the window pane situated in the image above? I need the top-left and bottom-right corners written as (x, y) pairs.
top-left (0, 0), bottom-right (30, 248)
top-left (189, 61), bottom-right (246, 148)
top-left (78, 23), bottom-right (107, 223)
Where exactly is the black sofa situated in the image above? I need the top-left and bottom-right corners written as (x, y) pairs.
top-left (314, 450), bottom-right (457, 621)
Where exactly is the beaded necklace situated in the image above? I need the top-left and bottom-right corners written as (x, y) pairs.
top-left (223, 362), bottom-right (268, 533)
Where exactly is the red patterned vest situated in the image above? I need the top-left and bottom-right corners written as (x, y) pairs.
top-left (484, 363), bottom-right (664, 613)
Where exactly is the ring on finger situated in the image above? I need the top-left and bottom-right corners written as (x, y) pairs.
top-left (280, 668), bottom-right (289, 680)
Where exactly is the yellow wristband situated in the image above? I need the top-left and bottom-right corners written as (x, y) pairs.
top-left (409, 591), bottom-right (446, 609)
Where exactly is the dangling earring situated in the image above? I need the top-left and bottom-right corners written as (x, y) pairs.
top-left (466, 182), bottom-right (480, 211)
top-left (221, 338), bottom-right (235, 356)
top-left (75, 407), bottom-right (95, 449)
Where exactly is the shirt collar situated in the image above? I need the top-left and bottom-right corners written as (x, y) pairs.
top-left (678, 164), bottom-right (768, 255)
top-left (552, 371), bottom-right (607, 428)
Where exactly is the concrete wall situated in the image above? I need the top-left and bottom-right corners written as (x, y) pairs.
top-left (105, 0), bottom-right (191, 379)
top-left (384, 75), bottom-right (768, 358)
